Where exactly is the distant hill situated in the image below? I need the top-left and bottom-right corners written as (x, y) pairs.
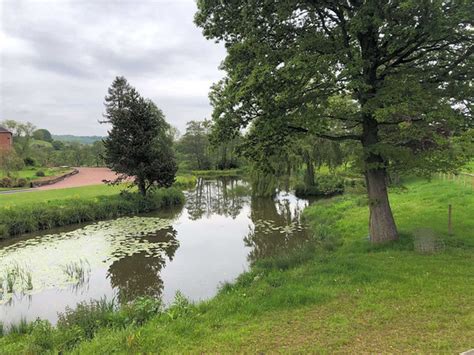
top-left (52, 135), bottom-right (105, 145)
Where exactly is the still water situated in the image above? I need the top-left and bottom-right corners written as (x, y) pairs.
top-left (0, 178), bottom-right (311, 325)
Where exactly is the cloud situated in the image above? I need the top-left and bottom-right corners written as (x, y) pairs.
top-left (0, 0), bottom-right (226, 135)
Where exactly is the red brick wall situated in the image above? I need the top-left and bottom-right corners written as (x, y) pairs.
top-left (0, 132), bottom-right (13, 151)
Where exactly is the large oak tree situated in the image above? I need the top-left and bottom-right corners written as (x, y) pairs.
top-left (195, 0), bottom-right (473, 243)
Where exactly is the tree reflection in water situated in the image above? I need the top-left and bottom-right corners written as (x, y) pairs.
top-left (244, 194), bottom-right (311, 265)
top-left (107, 226), bottom-right (179, 303)
top-left (185, 177), bottom-right (249, 220)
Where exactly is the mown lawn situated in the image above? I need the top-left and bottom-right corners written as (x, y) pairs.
top-left (0, 184), bottom-right (124, 208)
top-left (0, 175), bottom-right (196, 208)
top-left (0, 178), bottom-right (472, 353)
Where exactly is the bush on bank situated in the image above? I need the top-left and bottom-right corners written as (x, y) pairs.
top-left (0, 188), bottom-right (184, 239)
top-left (294, 174), bottom-right (345, 197)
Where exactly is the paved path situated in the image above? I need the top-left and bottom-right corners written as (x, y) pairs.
top-left (0, 168), bottom-right (120, 194)
top-left (37, 167), bottom-right (120, 190)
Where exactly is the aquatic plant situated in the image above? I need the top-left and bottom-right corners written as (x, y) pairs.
top-left (61, 259), bottom-right (91, 285)
top-left (0, 262), bottom-right (33, 296)
top-left (0, 216), bottom-right (178, 304)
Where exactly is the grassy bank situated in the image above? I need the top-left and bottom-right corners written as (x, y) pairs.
top-left (1, 178), bottom-right (472, 353)
top-left (0, 175), bottom-right (195, 239)
top-left (0, 175), bottom-right (196, 208)
top-left (0, 188), bottom-right (184, 239)
top-left (191, 168), bottom-right (245, 178)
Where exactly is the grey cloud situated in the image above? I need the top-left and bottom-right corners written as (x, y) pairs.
top-left (0, 0), bottom-right (225, 135)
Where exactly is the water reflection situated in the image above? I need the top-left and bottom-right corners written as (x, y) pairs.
top-left (245, 193), bottom-right (311, 264)
top-left (107, 226), bottom-right (179, 303)
top-left (185, 178), bottom-right (249, 219)
top-left (0, 178), bottom-right (312, 325)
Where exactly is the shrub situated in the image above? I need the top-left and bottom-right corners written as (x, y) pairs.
top-left (52, 296), bottom-right (162, 350)
top-left (23, 157), bottom-right (36, 166)
top-left (35, 170), bottom-right (45, 177)
top-left (14, 178), bottom-right (28, 188)
top-left (57, 298), bottom-right (117, 340)
top-left (294, 175), bottom-right (345, 197)
top-left (29, 319), bottom-right (54, 351)
top-left (0, 177), bottom-right (13, 188)
top-left (123, 297), bottom-right (162, 326)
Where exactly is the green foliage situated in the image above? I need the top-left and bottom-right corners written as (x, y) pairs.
top-left (0, 150), bottom-right (24, 177)
top-left (52, 135), bottom-right (104, 145)
top-left (7, 318), bottom-right (30, 336)
top-left (176, 119), bottom-right (243, 171)
top-left (29, 319), bottom-right (54, 351)
top-left (35, 170), bottom-right (45, 177)
top-left (191, 168), bottom-right (244, 178)
top-left (123, 297), bottom-right (162, 326)
top-left (0, 188), bottom-right (184, 239)
top-left (32, 129), bottom-right (53, 143)
top-left (294, 175), bottom-right (345, 198)
top-left (173, 175), bottom-right (197, 190)
top-left (2, 119), bottom-right (107, 167)
top-left (23, 157), bottom-right (35, 166)
top-left (102, 77), bottom-right (178, 195)
top-left (195, 1), bottom-right (473, 242)
top-left (57, 298), bottom-right (117, 340)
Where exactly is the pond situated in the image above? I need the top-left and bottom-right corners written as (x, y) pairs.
top-left (0, 178), bottom-right (312, 325)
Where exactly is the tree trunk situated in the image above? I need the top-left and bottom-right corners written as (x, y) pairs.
top-left (138, 179), bottom-right (147, 196)
top-left (303, 151), bottom-right (315, 187)
top-left (365, 165), bottom-right (398, 243)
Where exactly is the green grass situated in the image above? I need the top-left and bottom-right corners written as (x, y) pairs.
top-left (173, 175), bottom-right (197, 189)
top-left (0, 167), bottom-right (72, 180)
top-left (191, 168), bottom-right (245, 177)
top-left (0, 176), bottom-right (195, 238)
top-left (0, 175), bottom-right (196, 208)
top-left (462, 160), bottom-right (474, 173)
top-left (0, 178), bottom-right (473, 353)
top-left (0, 184), bottom-right (124, 208)
top-left (0, 188), bottom-right (184, 239)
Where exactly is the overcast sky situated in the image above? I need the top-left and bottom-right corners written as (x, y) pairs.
top-left (0, 0), bottom-right (226, 136)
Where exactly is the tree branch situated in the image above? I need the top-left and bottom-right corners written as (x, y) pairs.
top-left (286, 125), bottom-right (362, 141)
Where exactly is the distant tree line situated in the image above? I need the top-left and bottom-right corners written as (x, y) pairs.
top-left (174, 119), bottom-right (243, 171)
top-left (0, 119), bottom-right (106, 169)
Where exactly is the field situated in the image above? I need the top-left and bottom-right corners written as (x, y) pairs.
top-left (1, 177), bottom-right (472, 353)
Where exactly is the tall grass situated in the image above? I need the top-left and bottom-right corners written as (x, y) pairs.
top-left (173, 175), bottom-right (197, 190)
top-left (1, 263), bottom-right (33, 294)
top-left (0, 296), bottom-right (164, 352)
top-left (61, 259), bottom-right (91, 286)
top-left (0, 188), bottom-right (184, 240)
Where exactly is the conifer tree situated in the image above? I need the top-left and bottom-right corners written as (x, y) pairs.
top-left (102, 76), bottom-right (177, 196)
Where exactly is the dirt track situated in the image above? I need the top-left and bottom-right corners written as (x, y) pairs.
top-left (37, 167), bottom-right (121, 190)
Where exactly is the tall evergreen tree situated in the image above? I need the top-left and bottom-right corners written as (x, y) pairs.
top-left (102, 77), bottom-right (177, 196)
top-left (196, 1), bottom-right (473, 243)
